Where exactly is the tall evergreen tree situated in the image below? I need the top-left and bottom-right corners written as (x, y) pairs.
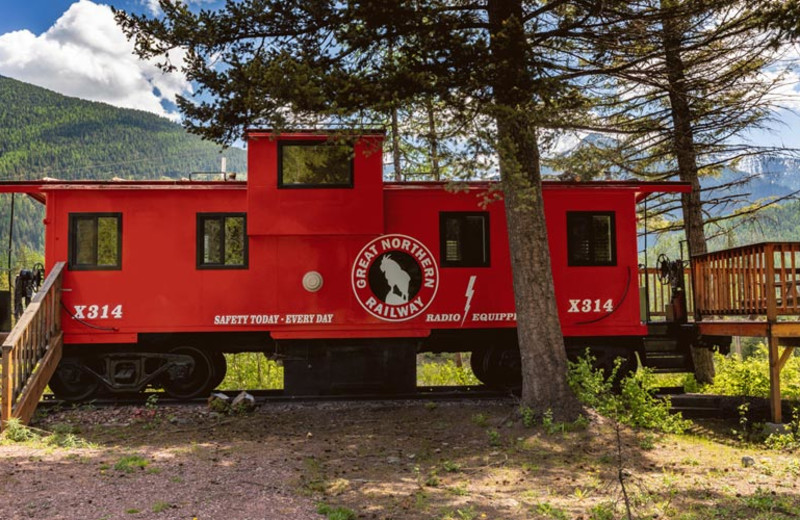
top-left (761, 0), bottom-right (800, 38)
top-left (551, 0), bottom-right (792, 383)
top-left (115, 0), bottom-right (633, 418)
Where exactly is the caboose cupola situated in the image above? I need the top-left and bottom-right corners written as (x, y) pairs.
top-left (245, 130), bottom-right (386, 236)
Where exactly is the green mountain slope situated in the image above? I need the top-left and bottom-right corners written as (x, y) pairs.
top-left (0, 75), bottom-right (247, 272)
top-left (0, 75), bottom-right (245, 179)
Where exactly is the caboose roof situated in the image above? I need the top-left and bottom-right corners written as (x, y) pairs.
top-left (0, 179), bottom-right (246, 203)
top-left (0, 178), bottom-right (689, 205)
top-left (245, 128), bottom-right (386, 139)
top-left (386, 180), bottom-right (691, 202)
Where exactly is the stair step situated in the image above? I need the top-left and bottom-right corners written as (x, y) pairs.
top-left (644, 339), bottom-right (680, 352)
top-left (668, 394), bottom-right (723, 408)
top-left (669, 406), bottom-right (724, 419)
top-left (647, 323), bottom-right (670, 335)
top-left (644, 352), bottom-right (690, 370)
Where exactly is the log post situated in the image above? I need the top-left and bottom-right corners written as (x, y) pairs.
top-left (768, 331), bottom-right (782, 423)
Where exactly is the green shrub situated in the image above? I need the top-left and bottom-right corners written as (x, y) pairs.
top-left (764, 407), bottom-right (800, 451)
top-left (567, 351), bottom-right (691, 434)
top-left (219, 354), bottom-right (284, 390)
top-left (703, 345), bottom-right (800, 400)
top-left (417, 358), bottom-right (479, 386)
top-left (520, 406), bottom-right (535, 428)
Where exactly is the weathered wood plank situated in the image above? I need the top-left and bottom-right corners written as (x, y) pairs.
top-left (13, 331), bottom-right (63, 425)
top-left (1, 262), bottom-right (65, 428)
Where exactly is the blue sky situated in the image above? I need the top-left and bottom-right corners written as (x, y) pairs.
top-left (0, 1), bottom-right (223, 34)
top-left (0, 1), bottom-right (798, 150)
top-left (0, 1), bottom-right (92, 35)
top-left (0, 0), bottom-right (221, 120)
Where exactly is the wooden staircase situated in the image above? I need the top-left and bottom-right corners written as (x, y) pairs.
top-left (1, 262), bottom-right (65, 428)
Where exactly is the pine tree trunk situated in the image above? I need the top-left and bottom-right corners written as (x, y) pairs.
top-left (425, 97), bottom-right (441, 181)
top-left (391, 106), bottom-right (402, 182)
top-left (661, 1), bottom-right (715, 384)
top-left (488, 0), bottom-right (581, 419)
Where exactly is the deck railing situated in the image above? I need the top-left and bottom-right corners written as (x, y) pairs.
top-left (692, 243), bottom-right (800, 318)
top-left (1, 262), bottom-right (65, 427)
top-left (638, 267), bottom-right (694, 319)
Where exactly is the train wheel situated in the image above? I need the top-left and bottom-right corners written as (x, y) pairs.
top-left (162, 346), bottom-right (216, 399)
top-left (208, 350), bottom-right (227, 391)
top-left (471, 347), bottom-right (522, 390)
top-left (469, 348), bottom-right (488, 383)
top-left (49, 358), bottom-right (101, 401)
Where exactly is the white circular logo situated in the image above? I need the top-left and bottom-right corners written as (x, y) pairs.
top-left (351, 234), bottom-right (439, 322)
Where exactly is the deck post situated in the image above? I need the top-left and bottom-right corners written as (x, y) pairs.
top-left (768, 331), bottom-right (782, 423)
top-left (764, 245), bottom-right (785, 424)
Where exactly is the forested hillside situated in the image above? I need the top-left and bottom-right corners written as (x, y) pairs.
top-left (0, 75), bottom-right (245, 179)
top-left (729, 200), bottom-right (800, 244)
top-left (0, 76), bottom-right (246, 270)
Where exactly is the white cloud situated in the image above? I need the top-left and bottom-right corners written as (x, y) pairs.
top-left (0, 0), bottom-right (191, 120)
top-left (144, 0), bottom-right (162, 16)
top-left (143, 0), bottom-right (218, 16)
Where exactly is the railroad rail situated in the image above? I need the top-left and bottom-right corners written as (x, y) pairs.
top-left (37, 385), bottom-right (514, 409)
top-left (34, 386), bottom-right (799, 423)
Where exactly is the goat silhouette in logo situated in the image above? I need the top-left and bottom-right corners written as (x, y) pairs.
top-left (380, 254), bottom-right (411, 304)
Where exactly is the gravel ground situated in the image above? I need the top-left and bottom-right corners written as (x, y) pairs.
top-left (1, 398), bottom-right (799, 520)
top-left (0, 403), bottom-right (325, 520)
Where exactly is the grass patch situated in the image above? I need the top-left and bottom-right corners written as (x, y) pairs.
top-left (0, 418), bottom-right (94, 448)
top-left (317, 503), bottom-right (356, 520)
top-left (114, 455), bottom-right (150, 473)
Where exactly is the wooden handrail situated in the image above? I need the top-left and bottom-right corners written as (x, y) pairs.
top-left (638, 267), bottom-right (693, 319)
top-left (692, 242), bottom-right (800, 317)
top-left (1, 261), bottom-right (65, 427)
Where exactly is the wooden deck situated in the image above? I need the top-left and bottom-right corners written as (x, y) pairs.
top-left (1, 262), bottom-right (65, 428)
top-left (693, 243), bottom-right (800, 423)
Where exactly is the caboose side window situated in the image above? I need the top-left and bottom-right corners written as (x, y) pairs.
top-left (278, 141), bottom-right (354, 188)
top-left (567, 212), bottom-right (616, 266)
top-left (197, 213), bottom-right (248, 269)
top-left (68, 213), bottom-right (122, 270)
top-left (439, 212), bottom-right (490, 267)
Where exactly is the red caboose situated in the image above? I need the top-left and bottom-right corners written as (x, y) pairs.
top-left (0, 130), bottom-right (692, 399)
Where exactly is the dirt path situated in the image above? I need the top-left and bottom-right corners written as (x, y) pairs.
top-left (1, 399), bottom-right (799, 519)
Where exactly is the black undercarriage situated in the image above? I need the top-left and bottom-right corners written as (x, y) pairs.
top-left (46, 325), bottom-right (729, 401)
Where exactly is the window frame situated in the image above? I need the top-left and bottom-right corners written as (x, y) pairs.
top-left (196, 213), bottom-right (249, 270)
top-left (439, 211), bottom-right (491, 268)
top-left (68, 212), bottom-right (123, 271)
top-left (277, 140), bottom-right (355, 189)
top-left (566, 211), bottom-right (617, 267)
